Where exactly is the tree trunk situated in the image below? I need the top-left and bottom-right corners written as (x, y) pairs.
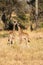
top-left (35, 0), bottom-right (38, 29)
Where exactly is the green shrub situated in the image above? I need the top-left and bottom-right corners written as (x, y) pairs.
top-left (40, 23), bottom-right (43, 28)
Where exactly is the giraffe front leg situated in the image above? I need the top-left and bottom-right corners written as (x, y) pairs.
top-left (8, 37), bottom-right (13, 44)
top-left (11, 36), bottom-right (15, 44)
top-left (10, 40), bottom-right (13, 44)
top-left (8, 34), bottom-right (13, 44)
top-left (8, 38), bottom-right (10, 44)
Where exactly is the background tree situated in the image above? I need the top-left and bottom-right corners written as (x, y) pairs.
top-left (0, 0), bottom-right (43, 30)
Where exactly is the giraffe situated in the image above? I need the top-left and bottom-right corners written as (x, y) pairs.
top-left (17, 23), bottom-right (30, 45)
top-left (7, 21), bottom-right (17, 44)
top-left (8, 22), bottom-right (30, 45)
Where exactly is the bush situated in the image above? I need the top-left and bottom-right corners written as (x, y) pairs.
top-left (40, 23), bottom-right (43, 28)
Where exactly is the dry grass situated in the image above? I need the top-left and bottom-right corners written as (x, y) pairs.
top-left (0, 30), bottom-right (43, 65)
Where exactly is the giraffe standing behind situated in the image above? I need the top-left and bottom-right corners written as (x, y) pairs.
top-left (18, 24), bottom-right (30, 45)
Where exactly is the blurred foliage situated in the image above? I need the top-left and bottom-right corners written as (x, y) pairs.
top-left (0, 0), bottom-right (43, 30)
top-left (40, 23), bottom-right (43, 28)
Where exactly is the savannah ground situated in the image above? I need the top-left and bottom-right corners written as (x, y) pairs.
top-left (0, 29), bottom-right (43, 65)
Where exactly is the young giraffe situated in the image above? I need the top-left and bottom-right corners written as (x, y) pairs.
top-left (18, 24), bottom-right (30, 45)
top-left (8, 21), bottom-right (17, 44)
